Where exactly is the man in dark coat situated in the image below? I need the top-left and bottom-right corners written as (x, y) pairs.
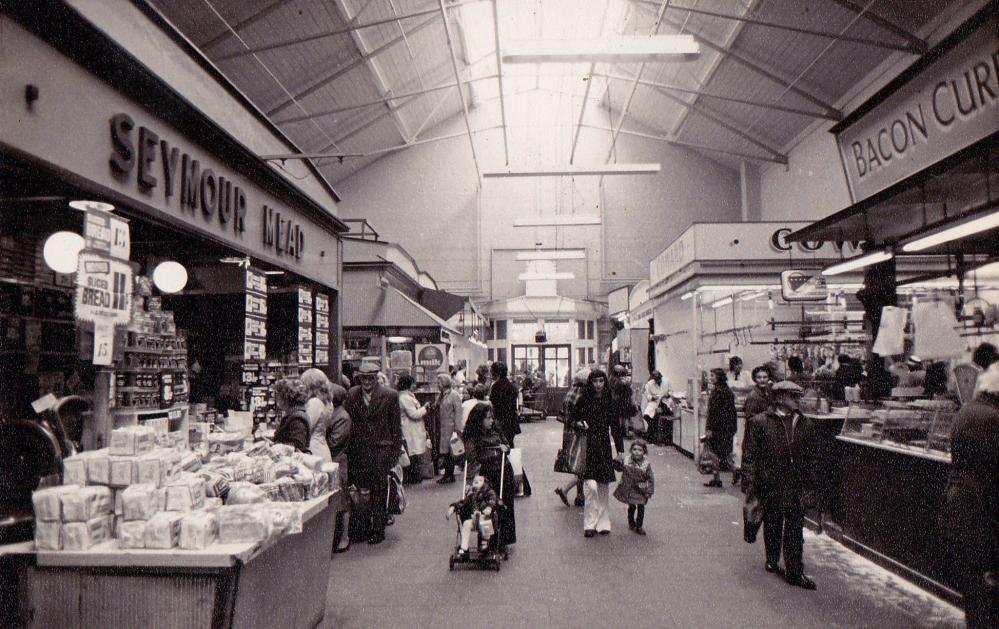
top-left (944, 364), bottom-right (999, 629)
top-left (489, 361), bottom-right (520, 446)
top-left (741, 380), bottom-right (820, 590)
top-left (344, 362), bottom-right (402, 545)
top-left (743, 365), bottom-right (773, 420)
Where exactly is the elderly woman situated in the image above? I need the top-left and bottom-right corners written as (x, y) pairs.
top-left (272, 377), bottom-right (311, 453)
top-left (301, 369), bottom-right (334, 462)
top-left (398, 373), bottom-right (430, 484)
top-left (323, 381), bottom-right (353, 553)
top-left (436, 373), bottom-right (464, 484)
top-left (463, 402), bottom-right (516, 548)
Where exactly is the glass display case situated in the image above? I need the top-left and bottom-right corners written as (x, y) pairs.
top-left (838, 399), bottom-right (957, 456)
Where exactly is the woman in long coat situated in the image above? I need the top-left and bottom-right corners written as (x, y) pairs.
top-left (462, 403), bottom-right (516, 547)
top-left (705, 367), bottom-right (737, 488)
top-left (435, 373), bottom-right (463, 484)
top-left (571, 369), bottom-right (624, 537)
top-left (325, 382), bottom-right (352, 553)
top-left (944, 364), bottom-right (999, 629)
top-left (398, 374), bottom-right (429, 484)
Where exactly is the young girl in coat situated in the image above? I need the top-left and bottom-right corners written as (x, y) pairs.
top-left (613, 439), bottom-right (655, 535)
top-left (446, 474), bottom-right (498, 558)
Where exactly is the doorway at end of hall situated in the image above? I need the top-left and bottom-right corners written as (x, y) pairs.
top-left (511, 344), bottom-right (571, 388)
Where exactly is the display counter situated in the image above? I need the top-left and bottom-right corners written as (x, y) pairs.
top-left (1, 490), bottom-right (342, 629)
top-left (676, 406), bottom-right (699, 456)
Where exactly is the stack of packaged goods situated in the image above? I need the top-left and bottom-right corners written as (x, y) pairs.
top-left (34, 425), bottom-right (338, 552)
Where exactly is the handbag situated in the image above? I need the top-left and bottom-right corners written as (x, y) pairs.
top-left (449, 432), bottom-right (465, 456)
top-left (348, 485), bottom-right (371, 512)
top-left (696, 445), bottom-right (720, 475)
top-left (397, 447), bottom-right (411, 468)
top-left (743, 494), bottom-right (764, 543)
top-left (386, 470), bottom-right (406, 515)
top-left (419, 453), bottom-right (435, 479)
top-left (564, 428), bottom-right (588, 476)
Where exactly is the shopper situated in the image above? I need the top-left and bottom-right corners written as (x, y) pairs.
top-left (704, 368), bottom-right (737, 488)
top-left (398, 374), bottom-right (430, 485)
top-left (489, 361), bottom-right (520, 446)
top-left (833, 354), bottom-right (863, 400)
top-left (272, 377), bottom-right (311, 453)
top-left (435, 373), bottom-right (463, 484)
top-left (613, 439), bottom-right (655, 535)
top-left (344, 362), bottom-right (403, 545)
top-left (641, 371), bottom-right (666, 443)
top-left (325, 382), bottom-right (353, 554)
top-left (610, 365), bottom-right (638, 437)
top-left (555, 368), bottom-right (589, 508)
top-left (446, 473), bottom-right (498, 559)
top-left (972, 342), bottom-right (999, 370)
top-left (301, 368), bottom-right (333, 462)
top-left (572, 369), bottom-right (624, 537)
top-left (340, 362), bottom-right (355, 389)
top-left (462, 403), bottom-right (517, 547)
top-left (727, 356), bottom-right (752, 389)
top-left (787, 356), bottom-right (809, 389)
top-left (943, 363), bottom-right (999, 629)
top-left (741, 381), bottom-right (820, 590)
top-left (462, 384), bottom-right (488, 432)
top-left (474, 363), bottom-right (492, 392)
top-left (743, 366), bottom-right (773, 420)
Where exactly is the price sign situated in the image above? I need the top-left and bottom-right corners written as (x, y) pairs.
top-left (245, 269), bottom-right (267, 294)
top-left (75, 252), bottom-right (133, 326)
top-left (84, 210), bottom-right (130, 260)
top-left (245, 317), bottom-right (267, 339)
top-left (93, 322), bottom-right (114, 366)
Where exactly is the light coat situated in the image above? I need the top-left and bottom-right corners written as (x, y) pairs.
top-left (613, 454), bottom-right (655, 505)
top-left (400, 389), bottom-right (428, 455)
top-left (436, 388), bottom-right (463, 456)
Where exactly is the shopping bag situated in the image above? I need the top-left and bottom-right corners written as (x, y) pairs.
top-left (629, 414), bottom-right (647, 434)
top-left (419, 453), bottom-right (435, 480)
top-left (564, 429), bottom-right (587, 476)
top-left (449, 432), bottom-right (465, 456)
top-left (872, 306), bottom-right (907, 356)
top-left (397, 448), bottom-right (411, 469)
top-left (696, 446), bottom-right (720, 475)
top-left (478, 514), bottom-right (495, 539)
top-left (743, 494), bottom-right (764, 543)
top-left (386, 470), bottom-right (406, 515)
top-left (508, 447), bottom-right (524, 493)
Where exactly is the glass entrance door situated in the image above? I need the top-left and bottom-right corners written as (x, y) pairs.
top-left (512, 344), bottom-right (572, 388)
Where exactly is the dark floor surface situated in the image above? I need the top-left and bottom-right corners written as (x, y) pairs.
top-left (324, 420), bottom-right (964, 629)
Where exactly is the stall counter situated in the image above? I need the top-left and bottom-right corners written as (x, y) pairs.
top-left (2, 490), bottom-right (343, 629)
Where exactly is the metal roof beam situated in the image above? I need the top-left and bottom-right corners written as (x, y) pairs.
top-left (439, 0), bottom-right (482, 184)
top-left (651, 11), bottom-right (842, 124)
top-left (491, 0), bottom-right (510, 165)
top-left (274, 74), bottom-right (498, 125)
top-left (264, 15), bottom-right (439, 117)
top-left (570, 0), bottom-right (614, 165)
top-left (216, 1), bottom-right (480, 62)
top-left (331, 0), bottom-right (412, 143)
top-left (200, 0), bottom-right (284, 53)
top-left (631, 0), bottom-right (919, 53)
top-left (581, 124), bottom-right (786, 164)
top-left (826, 0), bottom-right (928, 53)
top-left (595, 72), bottom-right (837, 120)
top-left (261, 125), bottom-right (503, 161)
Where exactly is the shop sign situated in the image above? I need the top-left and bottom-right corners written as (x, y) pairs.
top-left (84, 209), bottom-right (130, 260)
top-left (243, 268), bottom-right (267, 361)
top-left (769, 227), bottom-right (862, 256)
top-left (835, 19), bottom-right (998, 202)
top-left (780, 270), bottom-right (828, 302)
top-left (75, 251), bottom-right (133, 326)
top-left (416, 344), bottom-right (446, 373)
top-left (107, 113), bottom-right (304, 260)
top-left (650, 228), bottom-right (696, 287)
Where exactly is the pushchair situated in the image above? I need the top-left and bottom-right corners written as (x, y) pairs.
top-left (448, 449), bottom-right (509, 572)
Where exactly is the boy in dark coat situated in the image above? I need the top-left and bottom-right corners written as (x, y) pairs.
top-left (742, 381), bottom-right (820, 591)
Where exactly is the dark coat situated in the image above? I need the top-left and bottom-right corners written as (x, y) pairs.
top-left (463, 426), bottom-right (516, 545)
top-left (741, 409), bottom-right (820, 509)
top-left (706, 385), bottom-right (738, 457)
top-left (944, 393), bottom-right (999, 579)
top-left (274, 406), bottom-right (310, 453)
top-left (344, 385), bottom-right (402, 490)
top-left (489, 377), bottom-right (521, 444)
top-left (325, 406), bottom-right (352, 491)
top-left (610, 380), bottom-right (639, 432)
top-left (743, 386), bottom-right (771, 420)
top-left (572, 391), bottom-right (625, 483)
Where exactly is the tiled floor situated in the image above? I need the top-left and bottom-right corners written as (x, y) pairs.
top-left (324, 420), bottom-right (965, 629)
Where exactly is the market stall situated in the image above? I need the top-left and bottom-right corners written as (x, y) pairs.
top-left (785, 6), bottom-right (998, 603)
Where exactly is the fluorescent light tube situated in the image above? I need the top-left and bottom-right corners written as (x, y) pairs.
top-left (503, 36), bottom-right (699, 64)
top-left (513, 216), bottom-right (600, 227)
top-left (902, 211), bottom-right (999, 252)
top-left (711, 296), bottom-right (733, 309)
top-left (822, 250), bottom-right (894, 276)
top-left (485, 163), bottom-right (661, 177)
top-left (680, 292), bottom-right (693, 301)
top-left (515, 250), bottom-right (586, 260)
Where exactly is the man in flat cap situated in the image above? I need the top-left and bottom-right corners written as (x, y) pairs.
top-left (741, 380), bottom-right (820, 590)
top-left (345, 362), bottom-right (402, 545)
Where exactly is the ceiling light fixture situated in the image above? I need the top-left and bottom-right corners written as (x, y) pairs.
top-left (902, 211), bottom-right (999, 252)
top-left (69, 200), bottom-right (115, 213)
top-left (711, 296), bottom-right (733, 309)
top-left (517, 272), bottom-right (575, 281)
top-left (485, 164), bottom-right (661, 177)
top-left (152, 261), bottom-right (188, 294)
top-left (386, 336), bottom-right (412, 344)
top-left (822, 250), bottom-right (894, 276)
top-left (502, 35), bottom-right (699, 64)
top-left (680, 292), bottom-right (693, 301)
top-left (513, 216), bottom-right (600, 227)
top-left (515, 250), bottom-right (586, 260)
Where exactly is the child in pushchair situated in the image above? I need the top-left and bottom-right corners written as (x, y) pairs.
top-left (446, 470), bottom-right (507, 570)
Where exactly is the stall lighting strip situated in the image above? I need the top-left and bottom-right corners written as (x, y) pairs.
top-left (822, 250), bottom-right (893, 276)
top-left (485, 164), bottom-right (661, 177)
top-left (711, 296), bottom-right (734, 309)
top-left (502, 35), bottom-right (699, 64)
top-left (902, 210), bottom-right (999, 252)
top-left (680, 291), bottom-right (694, 300)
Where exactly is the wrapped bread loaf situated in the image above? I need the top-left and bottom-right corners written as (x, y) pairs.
top-left (121, 484), bottom-right (160, 521)
top-left (61, 486), bottom-right (112, 522)
top-left (178, 452), bottom-right (201, 473)
top-left (85, 449), bottom-right (111, 485)
top-left (207, 431), bottom-right (244, 455)
top-left (165, 474), bottom-right (206, 512)
top-left (118, 520), bottom-right (146, 549)
top-left (224, 482), bottom-right (267, 505)
top-left (217, 506), bottom-right (273, 544)
top-left (109, 457), bottom-right (137, 487)
top-left (261, 503), bottom-right (303, 536)
top-left (32, 486), bottom-right (74, 521)
top-left (268, 443), bottom-right (295, 460)
top-left (293, 452), bottom-right (322, 471)
top-left (179, 511), bottom-right (218, 550)
top-left (61, 515), bottom-right (109, 550)
top-left (109, 426), bottom-right (156, 456)
top-left (197, 470), bottom-right (231, 501)
top-left (62, 452), bottom-right (91, 486)
top-left (144, 512), bottom-right (183, 549)
top-left (135, 452), bottom-right (165, 487)
top-left (34, 520), bottom-right (62, 550)
top-left (320, 462), bottom-right (339, 489)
